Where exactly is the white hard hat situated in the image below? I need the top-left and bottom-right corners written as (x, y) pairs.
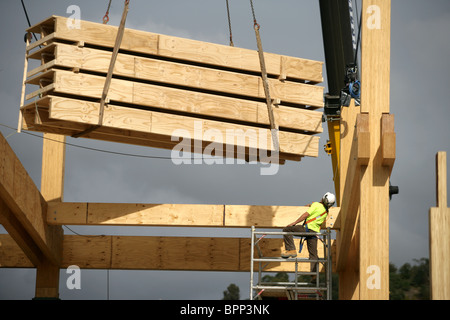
top-left (322, 192), bottom-right (336, 208)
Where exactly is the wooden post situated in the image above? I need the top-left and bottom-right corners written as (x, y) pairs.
top-left (429, 152), bottom-right (450, 300)
top-left (35, 259), bottom-right (61, 299)
top-left (359, 0), bottom-right (392, 299)
top-left (337, 100), bottom-right (361, 299)
top-left (435, 152), bottom-right (447, 209)
top-left (40, 133), bottom-right (66, 202)
top-left (35, 133), bottom-right (65, 299)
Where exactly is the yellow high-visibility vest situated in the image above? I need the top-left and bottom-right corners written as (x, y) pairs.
top-left (305, 202), bottom-right (328, 232)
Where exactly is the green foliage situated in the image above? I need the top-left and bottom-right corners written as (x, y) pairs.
top-left (295, 273), bottom-right (339, 300)
top-left (222, 283), bottom-right (240, 300)
top-left (262, 272), bottom-right (289, 283)
top-left (259, 272), bottom-right (338, 300)
top-left (389, 258), bottom-right (430, 300)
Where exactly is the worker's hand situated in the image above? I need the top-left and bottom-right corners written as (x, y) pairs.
top-left (287, 222), bottom-right (296, 227)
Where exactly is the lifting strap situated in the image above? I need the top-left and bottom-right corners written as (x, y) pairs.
top-left (249, 0), bottom-right (280, 153)
top-left (73, 0), bottom-right (130, 138)
top-left (225, 0), bottom-right (234, 46)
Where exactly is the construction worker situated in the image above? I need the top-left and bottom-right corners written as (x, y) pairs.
top-left (281, 192), bottom-right (335, 274)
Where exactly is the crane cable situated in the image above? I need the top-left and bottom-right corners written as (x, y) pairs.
top-left (103, 0), bottom-right (112, 24)
top-left (225, 0), bottom-right (234, 46)
top-left (249, 0), bottom-right (280, 153)
top-left (353, 1), bottom-right (362, 70)
top-left (349, 0), bottom-right (362, 76)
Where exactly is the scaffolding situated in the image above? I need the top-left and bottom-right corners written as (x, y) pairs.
top-left (250, 226), bottom-right (333, 300)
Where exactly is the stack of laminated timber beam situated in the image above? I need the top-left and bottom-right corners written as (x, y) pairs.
top-left (19, 16), bottom-right (324, 163)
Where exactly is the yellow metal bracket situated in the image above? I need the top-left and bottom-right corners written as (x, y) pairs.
top-left (326, 118), bottom-right (341, 205)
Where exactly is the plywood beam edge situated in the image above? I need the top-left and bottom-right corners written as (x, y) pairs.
top-left (47, 202), bottom-right (340, 230)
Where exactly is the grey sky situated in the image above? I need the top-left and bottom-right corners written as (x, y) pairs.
top-left (1, 0), bottom-right (449, 300)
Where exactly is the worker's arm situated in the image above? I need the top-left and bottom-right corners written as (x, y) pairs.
top-left (287, 212), bottom-right (309, 227)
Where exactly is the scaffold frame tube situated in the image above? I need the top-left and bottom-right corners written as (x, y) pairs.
top-left (249, 226), bottom-right (333, 300)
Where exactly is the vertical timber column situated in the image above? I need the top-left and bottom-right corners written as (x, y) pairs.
top-left (429, 152), bottom-right (450, 299)
top-left (359, 0), bottom-right (391, 299)
top-left (41, 133), bottom-right (66, 202)
top-left (35, 133), bottom-right (66, 299)
top-left (338, 100), bottom-right (361, 300)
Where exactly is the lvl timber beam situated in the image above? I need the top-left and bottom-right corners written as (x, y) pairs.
top-left (336, 109), bottom-right (372, 300)
top-left (429, 152), bottom-right (450, 299)
top-left (46, 203), bottom-right (340, 230)
top-left (26, 16), bottom-right (324, 83)
top-left (34, 133), bottom-right (65, 298)
top-left (21, 16), bottom-right (324, 163)
top-left (23, 62), bottom-right (323, 133)
top-left (336, 101), bottom-right (363, 300)
top-left (359, 0), bottom-right (392, 300)
top-left (336, 112), bottom-right (369, 272)
top-left (22, 110), bottom-right (297, 164)
top-left (0, 234), bottom-right (336, 273)
top-left (22, 94), bottom-right (320, 158)
top-left (32, 43), bottom-right (323, 109)
top-left (21, 102), bottom-right (313, 163)
top-left (0, 132), bottom-right (62, 267)
top-left (23, 68), bottom-right (322, 135)
top-left (41, 133), bottom-right (65, 202)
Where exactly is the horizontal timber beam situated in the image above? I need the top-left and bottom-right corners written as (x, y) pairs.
top-left (26, 16), bottom-right (323, 83)
top-left (44, 43), bottom-right (323, 109)
top-left (26, 67), bottom-right (323, 110)
top-left (21, 96), bottom-right (316, 161)
top-left (44, 94), bottom-right (320, 157)
top-left (0, 234), bottom-right (335, 272)
top-left (21, 106), bottom-right (266, 159)
top-left (46, 202), bottom-right (340, 229)
top-left (21, 113), bottom-right (294, 164)
top-left (26, 46), bottom-right (324, 131)
top-left (0, 132), bottom-right (62, 266)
